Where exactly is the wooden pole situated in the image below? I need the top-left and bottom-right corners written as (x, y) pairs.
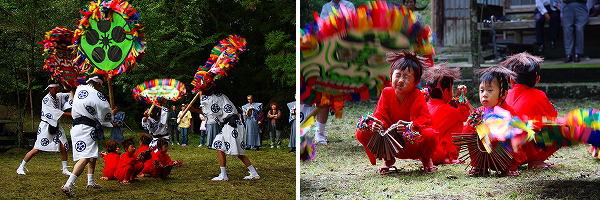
top-left (108, 78), bottom-right (114, 109)
top-left (25, 50), bottom-right (34, 131)
top-left (470, 0), bottom-right (480, 87)
top-left (178, 91), bottom-right (201, 122)
top-left (301, 106), bottom-right (323, 124)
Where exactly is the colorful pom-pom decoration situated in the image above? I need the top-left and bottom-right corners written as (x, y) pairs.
top-left (40, 27), bottom-right (85, 90)
top-left (191, 35), bottom-right (247, 93)
top-left (535, 108), bottom-right (600, 149)
top-left (300, 1), bottom-right (435, 116)
top-left (475, 106), bottom-right (535, 153)
top-left (72, 0), bottom-right (146, 79)
top-left (132, 78), bottom-right (186, 104)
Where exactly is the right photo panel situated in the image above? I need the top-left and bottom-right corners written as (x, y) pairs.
top-left (299, 0), bottom-right (600, 199)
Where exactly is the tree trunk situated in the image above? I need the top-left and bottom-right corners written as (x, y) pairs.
top-left (470, 0), bottom-right (480, 86)
top-left (26, 50), bottom-right (34, 132)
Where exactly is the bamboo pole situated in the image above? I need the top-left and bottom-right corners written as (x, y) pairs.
top-left (108, 78), bottom-right (114, 109)
top-left (178, 91), bottom-right (201, 122)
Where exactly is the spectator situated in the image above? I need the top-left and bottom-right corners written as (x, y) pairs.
top-left (178, 104), bottom-right (192, 146)
top-left (110, 106), bottom-right (125, 143)
top-left (535, 0), bottom-right (560, 52)
top-left (562, 0), bottom-right (589, 63)
top-left (168, 105), bottom-right (180, 145)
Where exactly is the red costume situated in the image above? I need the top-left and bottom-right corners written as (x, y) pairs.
top-left (356, 87), bottom-right (438, 165)
top-left (135, 145), bottom-right (154, 175)
top-left (102, 152), bottom-right (120, 179)
top-left (506, 84), bottom-right (558, 164)
top-left (462, 103), bottom-right (527, 171)
top-left (152, 150), bottom-right (174, 179)
top-left (115, 152), bottom-right (144, 182)
top-left (428, 99), bottom-right (470, 165)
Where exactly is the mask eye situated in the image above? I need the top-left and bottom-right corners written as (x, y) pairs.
top-left (366, 54), bottom-right (387, 66)
top-left (335, 46), bottom-right (358, 61)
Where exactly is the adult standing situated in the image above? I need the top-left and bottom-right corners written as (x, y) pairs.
top-left (242, 95), bottom-right (263, 150)
top-left (178, 104), bottom-right (192, 146)
top-left (267, 102), bottom-right (283, 148)
top-left (61, 74), bottom-right (113, 197)
top-left (287, 96), bottom-right (297, 153)
top-left (168, 105), bottom-right (180, 145)
top-left (320, 0), bottom-right (355, 19)
top-left (110, 106), bottom-right (125, 143)
top-left (17, 80), bottom-right (73, 176)
top-left (535, 0), bottom-right (560, 52)
top-left (562, 0), bottom-right (589, 63)
top-left (189, 90), bottom-right (260, 181)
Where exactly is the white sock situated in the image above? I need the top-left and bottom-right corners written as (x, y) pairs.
top-left (317, 122), bottom-right (326, 133)
top-left (220, 167), bottom-right (227, 178)
top-left (87, 174), bottom-right (94, 185)
top-left (19, 160), bottom-right (27, 168)
top-left (62, 161), bottom-right (68, 169)
top-left (248, 165), bottom-right (258, 176)
top-left (64, 174), bottom-right (78, 188)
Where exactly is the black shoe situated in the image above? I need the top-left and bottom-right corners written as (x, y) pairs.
top-left (538, 44), bottom-right (544, 52)
top-left (550, 41), bottom-right (556, 49)
top-left (256, 147), bottom-right (260, 151)
top-left (574, 54), bottom-right (581, 62)
top-left (565, 55), bottom-right (573, 63)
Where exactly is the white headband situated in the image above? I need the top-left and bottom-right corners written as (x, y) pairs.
top-left (86, 76), bottom-right (104, 85)
top-left (45, 84), bottom-right (59, 90)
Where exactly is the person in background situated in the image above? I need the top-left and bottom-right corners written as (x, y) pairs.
top-left (242, 95), bottom-right (263, 150)
top-left (562, 0), bottom-right (589, 63)
top-left (168, 105), bottom-right (179, 145)
top-left (199, 114), bottom-right (207, 147)
top-left (267, 102), bottom-right (283, 149)
top-left (535, 0), bottom-right (560, 52)
top-left (178, 104), bottom-right (192, 146)
top-left (110, 106), bottom-right (125, 143)
top-left (287, 95), bottom-right (297, 153)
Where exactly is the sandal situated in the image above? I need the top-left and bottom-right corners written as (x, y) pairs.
top-left (503, 170), bottom-right (521, 177)
top-left (375, 166), bottom-right (399, 174)
top-left (422, 166), bottom-right (438, 173)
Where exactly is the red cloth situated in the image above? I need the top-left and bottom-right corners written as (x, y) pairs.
top-left (356, 87), bottom-right (438, 165)
top-left (152, 151), bottom-right (174, 178)
top-left (506, 84), bottom-right (559, 164)
top-left (115, 152), bottom-right (143, 182)
top-left (135, 145), bottom-right (155, 175)
top-left (102, 152), bottom-right (120, 179)
top-left (428, 99), bottom-right (469, 165)
top-left (462, 103), bottom-right (527, 171)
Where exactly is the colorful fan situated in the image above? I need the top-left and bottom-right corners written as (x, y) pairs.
top-left (40, 27), bottom-right (85, 90)
top-left (534, 108), bottom-right (600, 149)
top-left (72, 0), bottom-right (146, 78)
top-left (475, 106), bottom-right (535, 153)
top-left (132, 78), bottom-right (186, 104)
top-left (191, 35), bottom-right (247, 94)
top-left (300, 1), bottom-right (435, 118)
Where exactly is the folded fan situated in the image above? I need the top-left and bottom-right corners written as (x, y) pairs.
top-left (132, 78), bottom-right (186, 104)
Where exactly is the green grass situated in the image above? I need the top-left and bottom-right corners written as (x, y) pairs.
top-left (300, 99), bottom-right (600, 199)
top-left (541, 64), bottom-right (600, 69)
top-left (1, 130), bottom-right (295, 199)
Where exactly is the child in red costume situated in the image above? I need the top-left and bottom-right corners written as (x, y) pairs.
top-left (135, 134), bottom-right (155, 176)
top-left (115, 138), bottom-right (147, 184)
top-left (152, 139), bottom-right (182, 180)
top-left (502, 52), bottom-right (558, 169)
top-left (100, 140), bottom-right (120, 180)
top-left (356, 50), bottom-right (439, 174)
top-left (463, 66), bottom-right (526, 176)
top-left (422, 63), bottom-right (472, 165)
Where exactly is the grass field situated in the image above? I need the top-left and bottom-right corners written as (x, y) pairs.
top-left (301, 99), bottom-right (600, 199)
top-left (1, 129), bottom-right (296, 199)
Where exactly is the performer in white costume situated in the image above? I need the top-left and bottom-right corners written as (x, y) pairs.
top-left (242, 95), bottom-right (263, 150)
top-left (142, 103), bottom-right (170, 140)
top-left (287, 94), bottom-right (297, 153)
top-left (190, 89), bottom-right (260, 181)
top-left (61, 74), bottom-right (113, 197)
top-left (17, 80), bottom-right (73, 176)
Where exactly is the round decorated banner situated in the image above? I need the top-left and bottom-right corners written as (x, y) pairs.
top-left (72, 0), bottom-right (146, 78)
top-left (191, 35), bottom-right (247, 93)
top-left (40, 27), bottom-right (85, 90)
top-left (300, 1), bottom-right (435, 106)
top-left (132, 78), bottom-right (186, 104)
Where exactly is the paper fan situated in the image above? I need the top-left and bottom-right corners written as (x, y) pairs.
top-left (191, 35), bottom-right (247, 93)
top-left (72, 0), bottom-right (146, 78)
top-left (132, 78), bottom-right (186, 104)
top-left (534, 108), bottom-right (600, 149)
top-left (300, 1), bottom-right (435, 116)
top-left (40, 27), bottom-right (85, 90)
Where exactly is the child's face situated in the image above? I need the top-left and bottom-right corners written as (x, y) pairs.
top-left (391, 68), bottom-right (416, 96)
top-left (479, 79), bottom-right (502, 108)
top-left (126, 144), bottom-right (136, 154)
top-left (159, 144), bottom-right (169, 153)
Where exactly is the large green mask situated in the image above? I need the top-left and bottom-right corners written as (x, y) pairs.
top-left (81, 12), bottom-right (132, 71)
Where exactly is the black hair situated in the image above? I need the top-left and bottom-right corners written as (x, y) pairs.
top-left (140, 134), bottom-right (153, 145)
top-left (105, 140), bottom-right (118, 153)
top-left (121, 138), bottom-right (136, 149)
top-left (387, 50), bottom-right (429, 85)
top-left (150, 107), bottom-right (161, 119)
top-left (509, 57), bottom-right (540, 87)
top-left (479, 72), bottom-right (510, 98)
top-left (156, 138), bottom-right (169, 148)
top-left (425, 76), bottom-right (453, 99)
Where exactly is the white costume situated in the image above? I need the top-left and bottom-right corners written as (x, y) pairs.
top-left (70, 84), bottom-right (113, 161)
top-left (33, 92), bottom-right (72, 152)
top-left (201, 93), bottom-right (246, 156)
top-left (242, 102), bottom-right (262, 147)
top-left (142, 106), bottom-right (169, 139)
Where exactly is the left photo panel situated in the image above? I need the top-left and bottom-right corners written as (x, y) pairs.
top-left (0, 0), bottom-right (297, 198)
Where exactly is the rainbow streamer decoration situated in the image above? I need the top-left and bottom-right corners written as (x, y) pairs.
top-left (475, 107), bottom-right (535, 153)
top-left (300, 116), bottom-right (317, 162)
top-left (191, 35), bottom-right (247, 93)
top-left (534, 109), bottom-right (600, 149)
top-left (72, 0), bottom-right (146, 78)
top-left (132, 78), bottom-right (186, 104)
top-left (40, 27), bottom-right (85, 90)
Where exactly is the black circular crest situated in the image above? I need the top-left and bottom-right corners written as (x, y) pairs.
top-left (213, 140), bottom-right (223, 150)
top-left (43, 97), bottom-right (49, 105)
top-left (78, 90), bottom-right (89, 99)
top-left (211, 104), bottom-right (220, 113)
top-left (45, 113), bottom-right (53, 120)
top-left (40, 138), bottom-right (50, 146)
top-left (224, 104), bottom-right (233, 113)
top-left (97, 92), bottom-right (106, 101)
top-left (232, 130), bottom-right (238, 138)
top-left (75, 141), bottom-right (86, 152)
top-left (85, 106), bottom-right (97, 115)
top-left (104, 113), bottom-right (112, 122)
top-left (224, 142), bottom-right (230, 151)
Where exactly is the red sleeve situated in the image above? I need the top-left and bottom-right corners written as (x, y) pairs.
top-left (409, 92), bottom-right (432, 129)
top-left (436, 107), bottom-right (462, 134)
top-left (373, 88), bottom-right (393, 129)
